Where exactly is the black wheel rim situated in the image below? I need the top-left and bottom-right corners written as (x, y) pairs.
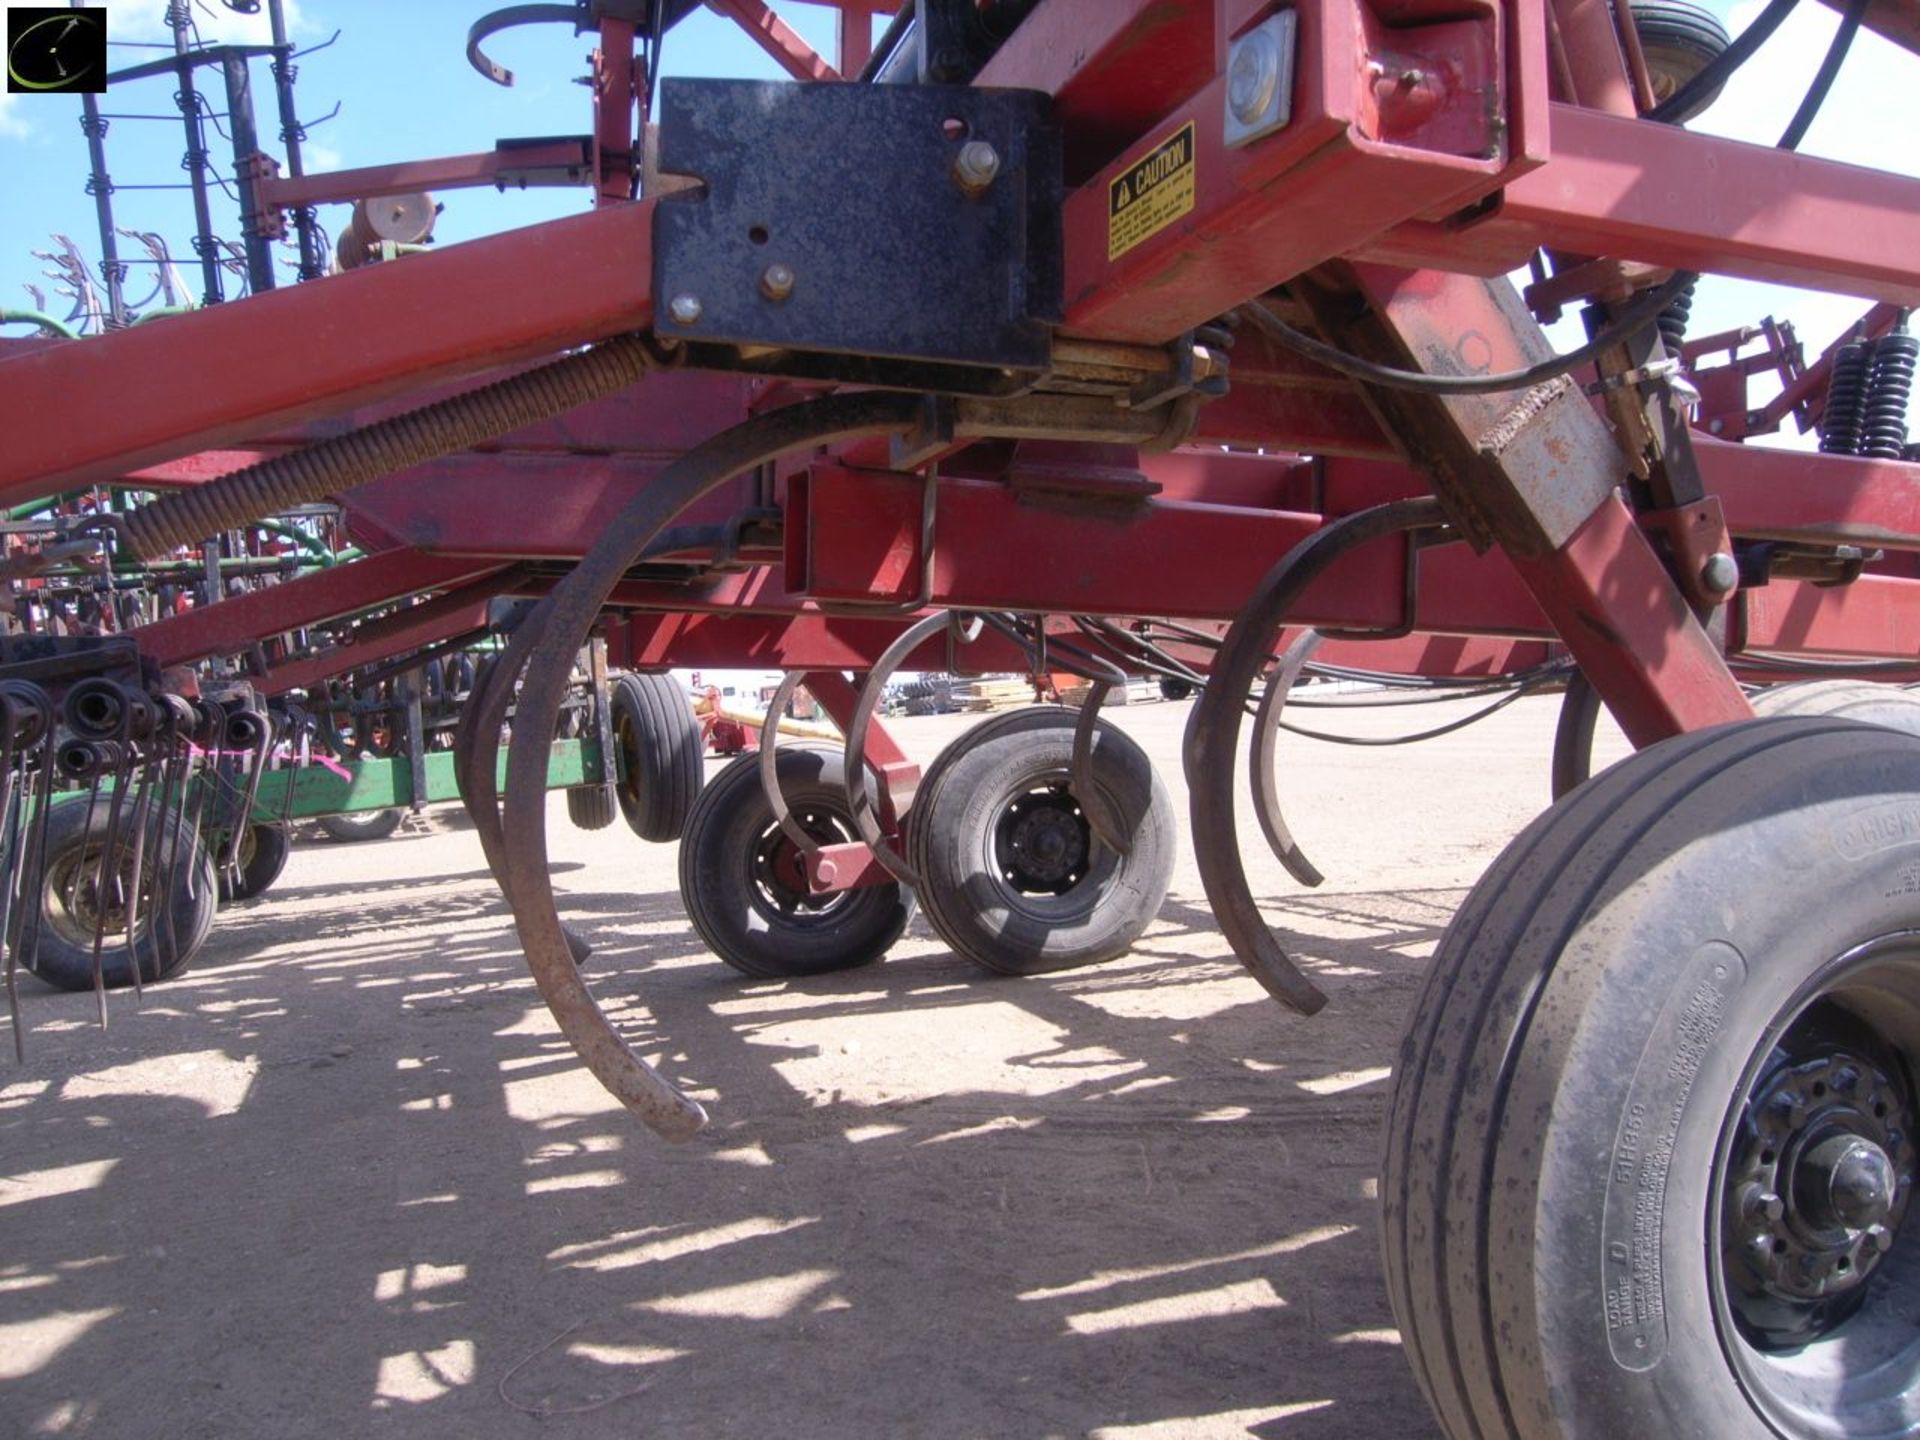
top-left (44, 842), bottom-right (160, 950)
top-left (1711, 933), bottom-right (1920, 1438)
top-left (614, 705), bottom-right (644, 812)
top-left (979, 765), bottom-right (1118, 921)
top-left (746, 805), bottom-right (856, 925)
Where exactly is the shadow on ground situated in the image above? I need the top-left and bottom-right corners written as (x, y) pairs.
top-left (0, 862), bottom-right (1453, 1439)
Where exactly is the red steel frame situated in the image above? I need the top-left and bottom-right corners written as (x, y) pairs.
top-left (4, 0), bottom-right (1920, 760)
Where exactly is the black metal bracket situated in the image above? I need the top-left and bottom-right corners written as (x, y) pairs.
top-left (652, 79), bottom-right (1062, 392)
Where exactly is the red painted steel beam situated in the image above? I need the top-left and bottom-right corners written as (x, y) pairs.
top-left (974, 0), bottom-right (1220, 177)
top-left (706, 0), bottom-right (841, 82)
top-left (1697, 439), bottom-right (1920, 551)
top-left (136, 549), bottom-right (498, 670)
top-left (0, 198), bottom-right (659, 501)
top-left (257, 581), bottom-right (506, 697)
top-left (254, 141), bottom-right (593, 210)
top-left (1057, 0), bottom-right (1544, 343)
top-left (1508, 496), bottom-right (1751, 746)
top-left (1369, 106), bottom-right (1920, 305)
top-left (612, 610), bottom-right (1042, 674)
top-left (1740, 574), bottom-right (1920, 662)
top-left (592, 17), bottom-right (640, 204)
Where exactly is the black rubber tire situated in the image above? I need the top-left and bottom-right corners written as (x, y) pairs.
top-left (565, 783), bottom-right (619, 831)
top-left (1631, 0), bottom-right (1732, 119)
top-left (1751, 678), bottom-right (1920, 733)
top-left (318, 808), bottom-right (404, 843)
top-left (1383, 716), bottom-right (1920, 1440)
top-left (679, 748), bottom-right (914, 978)
top-left (216, 822), bottom-right (292, 904)
top-left (906, 707), bottom-right (1174, 975)
top-left (611, 672), bottom-right (703, 843)
top-left (24, 796), bottom-right (218, 991)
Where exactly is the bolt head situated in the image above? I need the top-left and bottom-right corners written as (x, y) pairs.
top-left (667, 293), bottom-right (703, 326)
top-left (953, 139), bottom-right (1001, 192)
top-left (1699, 551), bottom-right (1739, 597)
top-left (759, 262), bottom-right (796, 302)
top-left (1867, 1223), bottom-right (1895, 1253)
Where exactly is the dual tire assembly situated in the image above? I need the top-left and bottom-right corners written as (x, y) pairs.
top-left (678, 706), bottom-right (1175, 981)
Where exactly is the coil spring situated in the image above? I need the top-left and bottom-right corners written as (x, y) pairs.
top-left (1656, 280), bottom-right (1695, 355)
top-left (1861, 327), bottom-right (1917, 461)
top-left (120, 334), bottom-right (657, 562)
top-left (1819, 336), bottom-right (1872, 455)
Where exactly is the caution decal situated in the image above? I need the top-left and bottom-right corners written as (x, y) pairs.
top-left (1108, 121), bottom-right (1195, 262)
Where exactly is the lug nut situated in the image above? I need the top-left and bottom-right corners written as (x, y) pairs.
top-left (1699, 551), bottom-right (1739, 597)
top-left (1867, 1223), bottom-right (1895, 1253)
top-left (759, 262), bottom-right (796, 303)
top-left (1740, 1184), bottom-right (1786, 1226)
top-left (953, 140), bottom-right (1001, 194)
top-left (667, 293), bottom-right (703, 326)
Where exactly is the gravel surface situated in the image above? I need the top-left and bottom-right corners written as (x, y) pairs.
top-left (0, 693), bottom-right (1627, 1439)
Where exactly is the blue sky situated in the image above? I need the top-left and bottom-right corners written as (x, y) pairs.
top-left (2, 0), bottom-right (1914, 412)
top-left (1, 0), bottom-right (850, 313)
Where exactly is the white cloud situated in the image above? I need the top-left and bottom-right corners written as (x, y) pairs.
top-left (0, 94), bottom-right (31, 142)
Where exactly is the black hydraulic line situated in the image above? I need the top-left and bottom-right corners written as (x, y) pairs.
top-left (467, 392), bottom-right (922, 1141)
top-left (1551, 669), bottom-right (1603, 800)
top-left (856, 2), bottom-right (915, 82)
top-left (1650, 0), bottom-right (1800, 124)
top-left (1777, 0), bottom-right (1866, 150)
top-left (118, 334), bottom-right (659, 560)
top-left (1273, 675), bottom-right (1549, 745)
top-left (1186, 496), bottom-right (1446, 1016)
top-left (1242, 274), bottom-right (1698, 397)
top-left (1244, 0), bottom-right (1845, 402)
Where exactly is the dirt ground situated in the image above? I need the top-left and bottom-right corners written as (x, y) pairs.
top-left (1, 693), bottom-right (1628, 1440)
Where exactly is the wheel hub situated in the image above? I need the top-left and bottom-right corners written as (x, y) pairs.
top-left (997, 788), bottom-right (1089, 894)
top-left (1725, 1047), bottom-right (1915, 1339)
top-left (751, 809), bottom-right (844, 916)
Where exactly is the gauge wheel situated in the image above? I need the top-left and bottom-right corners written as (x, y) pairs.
top-left (1384, 716), bottom-right (1920, 1438)
top-left (611, 672), bottom-right (704, 842)
top-left (318, 808), bottom-right (404, 843)
top-left (906, 707), bottom-right (1174, 975)
top-left (679, 748), bottom-right (913, 978)
top-left (216, 822), bottom-right (292, 904)
top-left (23, 796), bottom-right (217, 991)
top-left (1631, 1), bottom-right (1733, 121)
top-left (566, 783), bottom-right (619, 831)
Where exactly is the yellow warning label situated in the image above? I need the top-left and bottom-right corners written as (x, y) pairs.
top-left (1108, 122), bottom-right (1196, 262)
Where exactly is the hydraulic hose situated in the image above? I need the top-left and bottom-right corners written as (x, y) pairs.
top-left (118, 334), bottom-right (659, 561)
